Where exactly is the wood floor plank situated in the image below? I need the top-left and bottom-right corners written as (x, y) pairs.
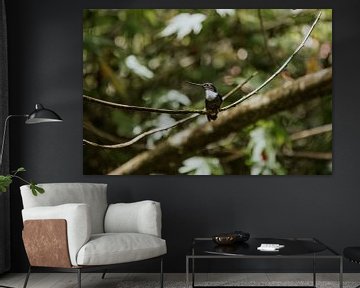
top-left (0, 273), bottom-right (26, 286)
top-left (29, 273), bottom-right (78, 288)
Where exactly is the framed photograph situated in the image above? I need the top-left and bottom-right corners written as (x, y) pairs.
top-left (83, 9), bottom-right (332, 175)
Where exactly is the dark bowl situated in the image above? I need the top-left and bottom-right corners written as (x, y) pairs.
top-left (212, 234), bottom-right (237, 245)
top-left (233, 230), bottom-right (250, 242)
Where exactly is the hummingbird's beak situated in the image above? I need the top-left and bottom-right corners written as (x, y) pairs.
top-left (185, 81), bottom-right (203, 87)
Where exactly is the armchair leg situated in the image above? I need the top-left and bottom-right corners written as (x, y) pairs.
top-left (160, 257), bottom-right (164, 288)
top-left (77, 268), bottom-right (81, 288)
top-left (23, 266), bottom-right (31, 288)
top-left (101, 270), bottom-right (107, 279)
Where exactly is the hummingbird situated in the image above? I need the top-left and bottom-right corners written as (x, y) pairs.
top-left (186, 81), bottom-right (223, 121)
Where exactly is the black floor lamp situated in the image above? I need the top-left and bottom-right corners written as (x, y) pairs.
top-left (0, 103), bottom-right (63, 167)
top-left (0, 103), bottom-right (62, 288)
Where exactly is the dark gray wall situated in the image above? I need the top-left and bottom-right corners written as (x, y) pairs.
top-left (5, 0), bottom-right (360, 273)
top-left (0, 0), bottom-right (10, 274)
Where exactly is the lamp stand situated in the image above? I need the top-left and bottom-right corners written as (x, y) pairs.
top-left (0, 115), bottom-right (27, 168)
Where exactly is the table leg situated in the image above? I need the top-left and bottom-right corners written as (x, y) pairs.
top-left (339, 257), bottom-right (343, 288)
top-left (192, 257), bottom-right (195, 288)
top-left (186, 257), bottom-right (189, 288)
top-left (313, 254), bottom-right (316, 287)
top-left (192, 247), bottom-right (195, 288)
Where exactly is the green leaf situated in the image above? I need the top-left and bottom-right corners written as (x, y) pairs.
top-left (14, 167), bottom-right (26, 174)
top-left (35, 186), bottom-right (45, 194)
top-left (30, 182), bottom-right (44, 196)
top-left (0, 175), bottom-right (13, 192)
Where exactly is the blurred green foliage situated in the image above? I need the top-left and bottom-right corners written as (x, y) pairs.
top-left (83, 9), bottom-right (332, 175)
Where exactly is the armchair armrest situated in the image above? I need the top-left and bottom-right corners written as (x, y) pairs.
top-left (22, 203), bottom-right (91, 266)
top-left (104, 200), bottom-right (162, 237)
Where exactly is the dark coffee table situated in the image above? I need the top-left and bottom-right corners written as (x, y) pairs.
top-left (186, 237), bottom-right (342, 288)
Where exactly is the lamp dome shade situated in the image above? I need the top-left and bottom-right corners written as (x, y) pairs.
top-left (25, 104), bottom-right (63, 124)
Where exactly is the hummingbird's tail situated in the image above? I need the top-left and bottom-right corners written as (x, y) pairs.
top-left (207, 114), bottom-right (218, 121)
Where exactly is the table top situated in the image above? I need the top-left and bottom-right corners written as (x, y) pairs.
top-left (190, 237), bottom-right (340, 258)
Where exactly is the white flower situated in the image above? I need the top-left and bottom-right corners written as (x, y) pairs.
top-left (125, 55), bottom-right (154, 79)
top-left (160, 13), bottom-right (207, 40)
top-left (216, 9), bottom-right (235, 17)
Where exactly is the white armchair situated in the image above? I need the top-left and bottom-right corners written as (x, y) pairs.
top-left (20, 183), bottom-right (166, 288)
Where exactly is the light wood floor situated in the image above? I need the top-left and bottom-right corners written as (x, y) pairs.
top-left (1, 273), bottom-right (359, 288)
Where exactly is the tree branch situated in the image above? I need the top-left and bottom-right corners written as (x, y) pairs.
top-left (83, 114), bottom-right (199, 149)
top-left (83, 121), bottom-right (146, 149)
top-left (83, 95), bottom-right (206, 115)
top-left (281, 150), bottom-right (332, 160)
top-left (108, 67), bottom-right (332, 175)
top-left (290, 123), bottom-right (332, 141)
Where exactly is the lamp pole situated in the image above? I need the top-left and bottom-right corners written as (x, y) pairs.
top-left (0, 114), bottom-right (27, 168)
